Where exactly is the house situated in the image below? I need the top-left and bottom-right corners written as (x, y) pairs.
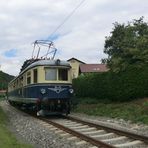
top-left (0, 90), bottom-right (6, 96)
top-left (67, 58), bottom-right (85, 79)
top-left (67, 57), bottom-right (108, 78)
top-left (80, 64), bottom-right (108, 74)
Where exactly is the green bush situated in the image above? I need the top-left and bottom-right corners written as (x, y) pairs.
top-left (73, 65), bottom-right (148, 101)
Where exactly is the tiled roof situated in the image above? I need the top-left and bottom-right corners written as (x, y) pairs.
top-left (67, 57), bottom-right (86, 64)
top-left (80, 64), bottom-right (108, 73)
top-left (0, 90), bottom-right (6, 93)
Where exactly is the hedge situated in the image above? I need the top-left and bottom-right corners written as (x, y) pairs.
top-left (72, 66), bottom-right (148, 101)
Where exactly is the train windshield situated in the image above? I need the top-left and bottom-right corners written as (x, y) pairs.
top-left (58, 69), bottom-right (68, 81)
top-left (45, 68), bottom-right (68, 81)
top-left (45, 68), bottom-right (57, 80)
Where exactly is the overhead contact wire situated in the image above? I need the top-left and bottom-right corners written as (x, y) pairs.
top-left (49, 0), bottom-right (86, 39)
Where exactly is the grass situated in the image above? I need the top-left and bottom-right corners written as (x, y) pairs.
top-left (0, 104), bottom-right (32, 148)
top-left (72, 97), bottom-right (148, 124)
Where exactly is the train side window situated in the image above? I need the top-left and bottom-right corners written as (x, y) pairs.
top-left (17, 80), bottom-right (18, 87)
top-left (45, 68), bottom-right (57, 80)
top-left (33, 69), bottom-right (38, 83)
top-left (27, 72), bottom-right (31, 84)
top-left (58, 69), bottom-right (68, 81)
top-left (14, 82), bottom-right (16, 88)
top-left (13, 83), bottom-right (15, 88)
top-left (20, 76), bottom-right (23, 86)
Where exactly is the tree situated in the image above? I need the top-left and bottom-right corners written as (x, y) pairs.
top-left (102, 17), bottom-right (148, 72)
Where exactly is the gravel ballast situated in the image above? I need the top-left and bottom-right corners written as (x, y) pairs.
top-left (0, 101), bottom-right (86, 148)
top-left (71, 113), bottom-right (148, 137)
top-left (0, 100), bottom-right (148, 148)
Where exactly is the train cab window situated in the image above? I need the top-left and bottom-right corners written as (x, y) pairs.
top-left (45, 68), bottom-right (57, 80)
top-left (27, 72), bottom-right (31, 84)
top-left (33, 69), bottom-right (38, 83)
top-left (58, 69), bottom-right (68, 81)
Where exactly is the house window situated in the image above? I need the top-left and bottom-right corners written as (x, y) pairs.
top-left (45, 68), bottom-right (57, 80)
top-left (33, 69), bottom-right (38, 83)
top-left (58, 69), bottom-right (68, 81)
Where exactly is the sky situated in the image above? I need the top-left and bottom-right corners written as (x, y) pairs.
top-left (0, 0), bottom-right (148, 76)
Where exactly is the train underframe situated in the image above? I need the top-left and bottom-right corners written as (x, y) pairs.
top-left (36, 98), bottom-right (71, 116)
top-left (8, 98), bottom-right (71, 116)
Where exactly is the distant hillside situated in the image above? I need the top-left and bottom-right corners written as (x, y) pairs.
top-left (0, 71), bottom-right (14, 89)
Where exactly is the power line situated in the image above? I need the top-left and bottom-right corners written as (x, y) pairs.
top-left (48, 0), bottom-right (86, 39)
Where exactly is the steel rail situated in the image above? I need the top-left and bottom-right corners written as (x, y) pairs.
top-left (39, 117), bottom-right (116, 148)
top-left (10, 104), bottom-right (148, 147)
top-left (65, 115), bottom-right (148, 144)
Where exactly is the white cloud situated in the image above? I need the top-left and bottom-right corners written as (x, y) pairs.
top-left (0, 0), bottom-right (148, 75)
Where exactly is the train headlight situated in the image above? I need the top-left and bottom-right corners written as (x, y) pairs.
top-left (40, 88), bottom-right (46, 94)
top-left (69, 89), bottom-right (74, 94)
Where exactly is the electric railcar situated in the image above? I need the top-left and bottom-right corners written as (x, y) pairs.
top-left (7, 41), bottom-right (73, 116)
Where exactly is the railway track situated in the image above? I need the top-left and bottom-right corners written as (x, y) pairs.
top-left (37, 115), bottom-right (148, 148)
top-left (6, 102), bottom-right (148, 148)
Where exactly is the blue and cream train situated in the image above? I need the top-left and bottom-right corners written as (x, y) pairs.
top-left (7, 58), bottom-right (73, 115)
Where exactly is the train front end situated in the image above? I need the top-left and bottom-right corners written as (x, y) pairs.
top-left (32, 59), bottom-right (73, 116)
